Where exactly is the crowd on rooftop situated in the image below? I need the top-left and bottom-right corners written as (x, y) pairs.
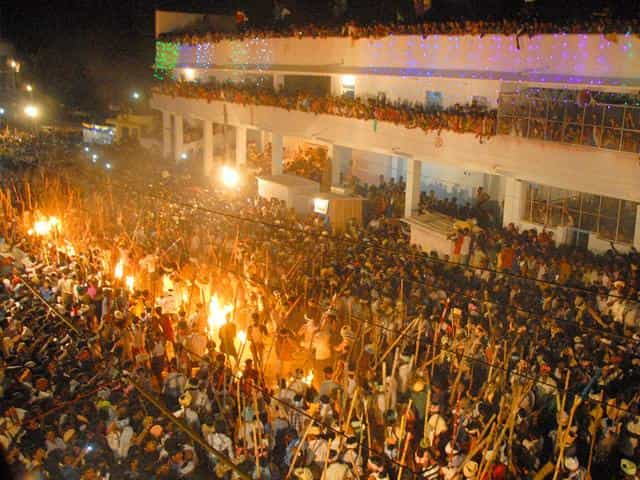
top-left (158, 1), bottom-right (640, 46)
top-left (0, 134), bottom-right (639, 480)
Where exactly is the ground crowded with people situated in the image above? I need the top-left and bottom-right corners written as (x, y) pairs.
top-left (0, 134), bottom-right (639, 480)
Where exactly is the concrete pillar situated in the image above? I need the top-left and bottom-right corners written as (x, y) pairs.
top-left (162, 111), bottom-right (172, 159)
top-left (274, 74), bottom-right (285, 92)
top-left (502, 177), bottom-right (526, 227)
top-left (634, 205), bottom-right (640, 250)
top-left (404, 158), bottom-right (421, 218)
top-left (271, 132), bottom-right (283, 175)
top-left (259, 130), bottom-right (269, 153)
top-left (203, 119), bottom-right (214, 176)
top-left (173, 114), bottom-right (184, 163)
top-left (329, 145), bottom-right (352, 187)
top-left (235, 126), bottom-right (247, 166)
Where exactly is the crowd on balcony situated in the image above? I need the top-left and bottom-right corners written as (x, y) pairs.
top-left (155, 82), bottom-right (497, 142)
top-left (1, 135), bottom-right (640, 480)
top-left (158, 0), bottom-right (640, 46)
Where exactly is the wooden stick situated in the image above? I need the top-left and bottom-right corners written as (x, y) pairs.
top-left (372, 317), bottom-right (418, 371)
top-left (396, 402), bottom-right (414, 480)
top-left (552, 396), bottom-right (583, 480)
top-left (423, 385), bottom-right (432, 444)
top-left (343, 388), bottom-right (359, 432)
top-left (285, 421), bottom-right (314, 480)
top-left (586, 409), bottom-right (601, 476)
top-left (363, 398), bottom-right (372, 451)
top-left (413, 316), bottom-right (424, 370)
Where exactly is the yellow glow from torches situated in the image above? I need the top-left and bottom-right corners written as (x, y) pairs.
top-left (125, 275), bottom-right (135, 293)
top-left (236, 330), bottom-right (247, 343)
top-left (221, 165), bottom-right (239, 188)
top-left (208, 295), bottom-right (233, 337)
top-left (303, 369), bottom-right (314, 386)
top-left (32, 216), bottom-right (61, 236)
top-left (114, 259), bottom-right (124, 280)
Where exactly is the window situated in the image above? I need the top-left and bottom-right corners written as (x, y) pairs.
top-left (425, 91), bottom-right (443, 109)
top-left (497, 87), bottom-right (640, 153)
top-left (523, 182), bottom-right (638, 243)
top-left (341, 75), bottom-right (355, 99)
top-left (472, 96), bottom-right (489, 108)
top-left (341, 85), bottom-right (355, 99)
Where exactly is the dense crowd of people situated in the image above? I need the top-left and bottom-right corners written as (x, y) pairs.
top-left (155, 82), bottom-right (497, 143)
top-left (0, 130), bottom-right (77, 170)
top-left (158, 7), bottom-right (640, 46)
top-left (0, 138), bottom-right (639, 480)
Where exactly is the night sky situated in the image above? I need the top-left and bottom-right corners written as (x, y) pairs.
top-left (0, 1), bottom-right (238, 114)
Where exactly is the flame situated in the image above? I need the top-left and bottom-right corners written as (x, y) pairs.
top-left (303, 370), bottom-right (314, 385)
top-left (125, 275), bottom-right (135, 293)
top-left (208, 295), bottom-right (232, 336)
top-left (236, 330), bottom-right (247, 343)
top-left (32, 216), bottom-right (62, 236)
top-left (182, 291), bottom-right (188, 305)
top-left (114, 259), bottom-right (124, 279)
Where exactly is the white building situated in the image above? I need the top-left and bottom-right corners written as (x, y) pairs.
top-left (150, 11), bottom-right (640, 252)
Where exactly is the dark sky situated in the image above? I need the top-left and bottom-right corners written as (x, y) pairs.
top-left (0, 1), bottom-right (237, 113)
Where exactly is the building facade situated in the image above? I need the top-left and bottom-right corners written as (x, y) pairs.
top-left (151, 13), bottom-right (640, 252)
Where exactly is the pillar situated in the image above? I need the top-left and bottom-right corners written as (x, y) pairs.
top-left (173, 114), bottom-right (183, 163)
top-left (329, 145), bottom-right (352, 187)
top-left (633, 205), bottom-right (640, 250)
top-left (162, 111), bottom-right (172, 159)
top-left (274, 74), bottom-right (285, 92)
top-left (502, 177), bottom-right (526, 227)
top-left (404, 158), bottom-right (421, 218)
top-left (203, 119), bottom-right (214, 176)
top-left (235, 126), bottom-right (247, 166)
top-left (271, 132), bottom-right (283, 175)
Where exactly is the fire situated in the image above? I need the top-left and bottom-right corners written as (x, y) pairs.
top-left (114, 259), bottom-right (124, 279)
top-left (208, 295), bottom-right (233, 335)
top-left (32, 216), bottom-right (61, 236)
top-left (125, 275), bottom-right (135, 293)
top-left (303, 370), bottom-right (314, 385)
top-left (236, 330), bottom-right (247, 343)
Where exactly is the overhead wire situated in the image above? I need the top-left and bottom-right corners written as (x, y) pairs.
top-left (78, 168), bottom-right (640, 345)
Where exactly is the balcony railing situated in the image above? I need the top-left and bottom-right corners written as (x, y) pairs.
top-left (497, 92), bottom-right (640, 154)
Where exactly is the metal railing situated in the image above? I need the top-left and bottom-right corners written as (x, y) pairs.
top-left (497, 93), bottom-right (640, 153)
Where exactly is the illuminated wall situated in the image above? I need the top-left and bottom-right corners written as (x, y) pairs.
top-left (151, 93), bottom-right (640, 204)
top-left (170, 34), bottom-right (640, 87)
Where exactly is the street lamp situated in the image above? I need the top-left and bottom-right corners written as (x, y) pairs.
top-left (24, 105), bottom-right (39, 118)
top-left (132, 91), bottom-right (141, 100)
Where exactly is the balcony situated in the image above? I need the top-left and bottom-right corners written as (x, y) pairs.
top-left (498, 89), bottom-right (640, 154)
